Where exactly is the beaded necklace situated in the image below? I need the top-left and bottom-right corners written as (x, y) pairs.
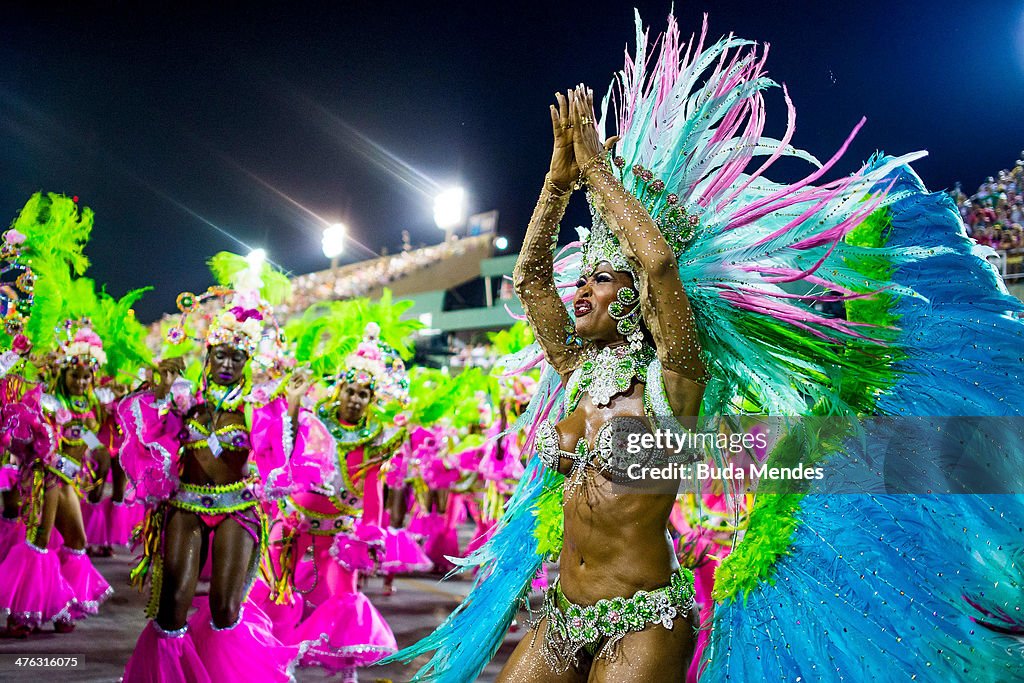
top-left (566, 343), bottom-right (656, 411)
top-left (316, 401), bottom-right (381, 452)
top-left (201, 384), bottom-right (246, 412)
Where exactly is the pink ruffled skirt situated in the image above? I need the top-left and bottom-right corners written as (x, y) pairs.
top-left (381, 526), bottom-right (433, 574)
top-left (188, 597), bottom-right (300, 683)
top-left (85, 498), bottom-right (144, 547)
top-left (414, 512), bottom-right (461, 573)
top-left (58, 546), bottom-right (112, 621)
top-left (0, 539), bottom-right (75, 628)
top-left (123, 621), bottom-right (212, 683)
top-left (247, 579), bottom-right (303, 642)
top-left (292, 591), bottom-right (397, 671)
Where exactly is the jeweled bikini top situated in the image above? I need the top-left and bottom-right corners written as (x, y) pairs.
top-left (41, 392), bottom-right (99, 454)
top-left (536, 356), bottom-right (693, 494)
top-left (183, 418), bottom-right (251, 453)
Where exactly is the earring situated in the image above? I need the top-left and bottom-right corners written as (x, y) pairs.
top-left (563, 321), bottom-right (584, 348)
top-left (609, 287), bottom-right (644, 350)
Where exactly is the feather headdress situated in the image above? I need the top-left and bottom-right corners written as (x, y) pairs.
top-left (165, 251), bottom-right (290, 363)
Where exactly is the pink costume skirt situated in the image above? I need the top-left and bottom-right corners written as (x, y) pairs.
top-left (247, 578), bottom-right (304, 643)
top-left (292, 590), bottom-right (397, 671)
top-left (123, 621), bottom-right (212, 683)
top-left (188, 596), bottom-right (302, 683)
top-left (0, 539), bottom-right (75, 627)
top-left (381, 526), bottom-right (433, 574)
top-left (58, 545), bottom-right (113, 621)
top-left (84, 497), bottom-right (145, 547)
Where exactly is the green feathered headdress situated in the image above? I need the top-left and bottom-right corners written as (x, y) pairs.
top-left (92, 287), bottom-right (155, 382)
top-left (405, 367), bottom-right (463, 427)
top-left (449, 367), bottom-right (499, 429)
top-left (286, 289), bottom-right (423, 378)
top-left (286, 289), bottom-right (423, 416)
top-left (164, 251), bottom-right (291, 364)
top-left (5, 193), bottom-right (93, 352)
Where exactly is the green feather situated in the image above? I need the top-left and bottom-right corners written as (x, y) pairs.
top-left (7, 193), bottom-right (93, 351)
top-left (713, 206), bottom-right (905, 602)
top-left (206, 251), bottom-right (293, 305)
top-left (92, 287), bottom-right (155, 380)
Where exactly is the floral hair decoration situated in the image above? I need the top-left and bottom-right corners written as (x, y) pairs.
top-left (57, 320), bottom-right (107, 370)
top-left (339, 322), bottom-right (410, 406)
top-left (165, 251), bottom-right (291, 365)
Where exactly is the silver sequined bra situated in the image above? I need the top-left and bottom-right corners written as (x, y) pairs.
top-left (536, 417), bottom-right (667, 492)
top-left (536, 357), bottom-right (701, 495)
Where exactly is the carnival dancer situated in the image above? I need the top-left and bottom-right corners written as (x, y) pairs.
top-left (80, 290), bottom-right (157, 557)
top-left (388, 366), bottom-right (463, 587)
top-left (391, 75), bottom-right (706, 680)
top-left (416, 419), bottom-right (461, 573)
top-left (452, 384), bottom-right (499, 558)
top-left (82, 379), bottom-right (145, 556)
top-left (466, 325), bottom-right (536, 558)
top-left (392, 12), bottom-right (1024, 683)
top-left (0, 193), bottom-right (98, 637)
top-left (285, 309), bottom-right (415, 683)
top-left (34, 322), bottom-right (119, 631)
top-left (380, 434), bottom-right (433, 596)
top-left (119, 252), bottom-right (332, 683)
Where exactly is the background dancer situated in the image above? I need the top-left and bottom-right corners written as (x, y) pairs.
top-left (119, 252), bottom-right (329, 683)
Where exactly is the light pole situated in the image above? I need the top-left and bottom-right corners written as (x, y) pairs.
top-left (433, 187), bottom-right (467, 240)
top-left (322, 223), bottom-right (346, 272)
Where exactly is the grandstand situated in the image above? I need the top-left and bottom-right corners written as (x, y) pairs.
top-left (148, 234), bottom-right (521, 358)
top-left (278, 234), bottom-right (498, 317)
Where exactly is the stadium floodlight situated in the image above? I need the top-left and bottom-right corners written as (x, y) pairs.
top-left (246, 248), bottom-right (267, 268)
top-left (433, 187), bottom-right (467, 231)
top-left (322, 223), bottom-right (347, 260)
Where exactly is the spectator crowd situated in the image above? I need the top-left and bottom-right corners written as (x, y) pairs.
top-left (951, 152), bottom-right (1024, 277)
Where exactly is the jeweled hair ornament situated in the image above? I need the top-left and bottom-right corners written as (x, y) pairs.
top-left (165, 251), bottom-right (291, 365)
top-left (57, 320), bottom-right (106, 370)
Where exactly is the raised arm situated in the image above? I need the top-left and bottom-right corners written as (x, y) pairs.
top-left (512, 91), bottom-right (588, 378)
top-left (571, 88), bottom-right (706, 403)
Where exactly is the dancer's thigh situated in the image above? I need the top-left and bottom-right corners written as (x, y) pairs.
top-left (54, 483), bottom-right (86, 548)
top-left (588, 606), bottom-right (697, 683)
top-left (156, 508), bottom-right (202, 629)
top-left (497, 616), bottom-right (589, 683)
top-left (209, 515), bottom-right (255, 626)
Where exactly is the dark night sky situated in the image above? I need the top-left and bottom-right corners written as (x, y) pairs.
top-left (2, 1), bottom-right (1023, 321)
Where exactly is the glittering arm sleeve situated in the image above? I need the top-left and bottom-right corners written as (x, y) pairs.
top-left (512, 178), bottom-right (585, 376)
top-left (584, 162), bottom-right (707, 383)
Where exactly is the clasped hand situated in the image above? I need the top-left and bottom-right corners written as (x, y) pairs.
top-left (548, 84), bottom-right (619, 191)
top-left (285, 367), bottom-right (314, 411)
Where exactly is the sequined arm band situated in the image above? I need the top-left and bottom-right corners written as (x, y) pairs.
top-left (583, 161), bottom-right (707, 383)
top-left (513, 176), bottom-right (587, 375)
